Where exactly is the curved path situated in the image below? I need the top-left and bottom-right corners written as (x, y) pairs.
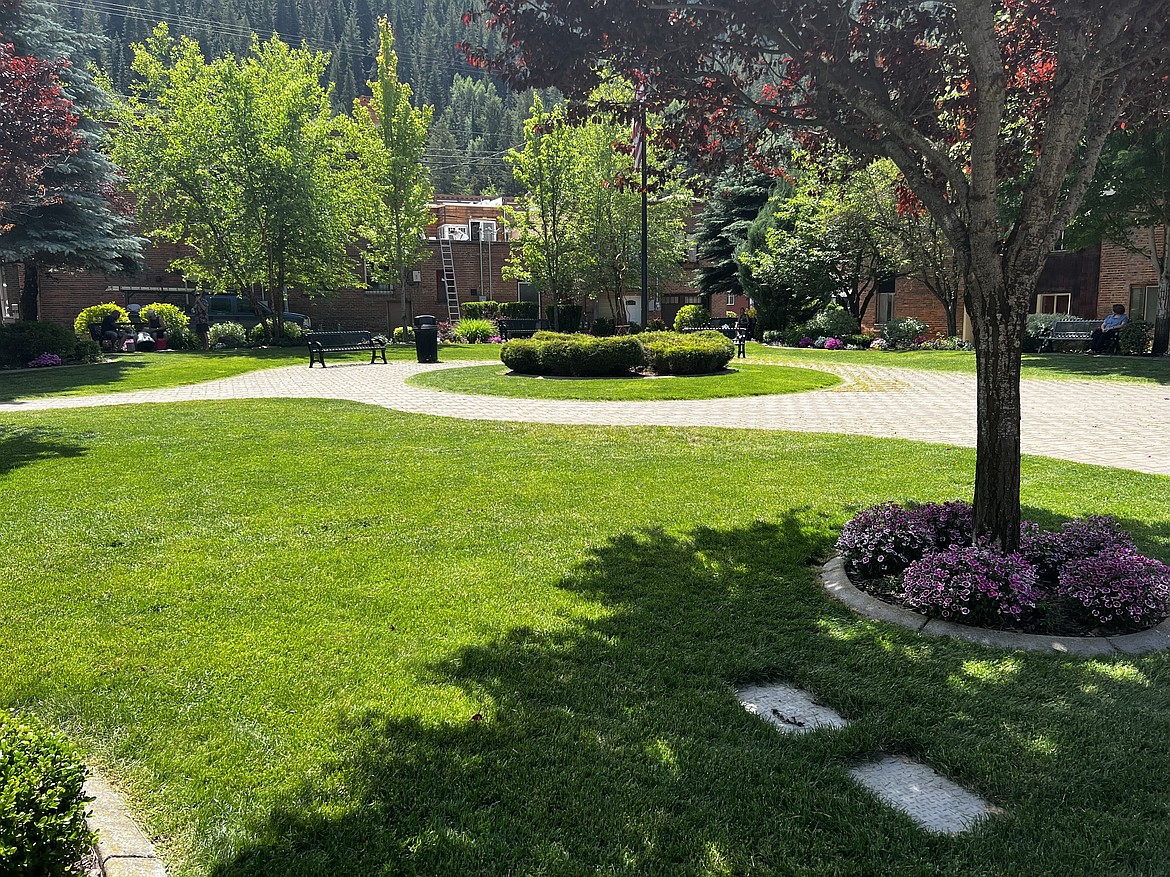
top-left (3, 357), bottom-right (1169, 476)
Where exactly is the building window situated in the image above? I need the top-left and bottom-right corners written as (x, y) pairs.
top-left (1051, 231), bottom-right (1066, 252)
top-left (875, 292), bottom-right (895, 324)
top-left (470, 220), bottom-right (496, 242)
top-left (1035, 292), bottom-right (1071, 314)
top-left (1130, 285), bottom-right (1159, 323)
top-left (726, 292), bottom-right (736, 306)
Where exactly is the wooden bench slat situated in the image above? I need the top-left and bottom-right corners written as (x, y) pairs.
top-left (305, 330), bottom-right (387, 367)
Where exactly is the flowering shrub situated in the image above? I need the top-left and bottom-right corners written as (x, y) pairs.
top-left (903, 546), bottom-right (1041, 624)
top-left (26, 352), bottom-right (62, 368)
top-left (836, 502), bottom-right (933, 579)
top-left (823, 337), bottom-right (844, 350)
top-left (869, 337), bottom-right (889, 350)
top-left (1020, 515), bottom-right (1135, 577)
top-left (912, 501), bottom-right (974, 551)
top-left (456, 318), bottom-right (496, 343)
top-left (798, 336), bottom-right (814, 347)
top-left (882, 317), bottom-right (930, 348)
top-left (1057, 549), bottom-right (1170, 628)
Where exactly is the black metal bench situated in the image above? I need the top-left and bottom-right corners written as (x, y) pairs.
top-left (1040, 318), bottom-right (1117, 354)
top-left (499, 318), bottom-right (550, 340)
top-left (305, 330), bottom-right (387, 367)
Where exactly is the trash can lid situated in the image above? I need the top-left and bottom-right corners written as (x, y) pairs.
top-left (413, 314), bottom-right (437, 327)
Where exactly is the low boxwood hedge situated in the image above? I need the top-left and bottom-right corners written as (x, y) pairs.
top-left (501, 333), bottom-right (644, 376)
top-left (641, 330), bottom-right (734, 375)
top-left (0, 711), bottom-right (93, 875)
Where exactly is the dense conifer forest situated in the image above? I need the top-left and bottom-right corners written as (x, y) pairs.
top-left (51, 0), bottom-right (541, 193)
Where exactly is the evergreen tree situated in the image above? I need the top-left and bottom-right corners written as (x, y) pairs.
top-left (0, 0), bottom-right (143, 321)
top-left (692, 167), bottom-right (774, 308)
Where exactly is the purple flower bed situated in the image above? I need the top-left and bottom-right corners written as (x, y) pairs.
top-left (836, 502), bottom-right (1170, 634)
top-left (27, 352), bottom-right (62, 368)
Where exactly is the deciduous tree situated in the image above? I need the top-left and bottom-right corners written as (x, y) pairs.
top-left (470, 0), bottom-right (1170, 548)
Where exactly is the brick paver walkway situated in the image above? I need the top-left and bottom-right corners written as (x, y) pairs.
top-left (3, 358), bottom-right (1168, 476)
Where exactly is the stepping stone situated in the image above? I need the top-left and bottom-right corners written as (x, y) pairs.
top-left (736, 683), bottom-right (849, 735)
top-left (849, 755), bottom-right (998, 834)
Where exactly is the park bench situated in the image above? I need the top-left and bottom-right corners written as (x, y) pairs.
top-left (1039, 318), bottom-right (1117, 354)
top-left (305, 330), bottom-right (387, 368)
top-left (498, 318), bottom-right (550, 340)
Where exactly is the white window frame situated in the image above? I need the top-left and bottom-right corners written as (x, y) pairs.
top-left (1035, 292), bottom-right (1072, 315)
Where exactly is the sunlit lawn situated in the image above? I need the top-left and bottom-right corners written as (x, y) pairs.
top-left (751, 343), bottom-right (1170, 383)
top-left (0, 343), bottom-right (501, 402)
top-left (406, 361), bottom-right (840, 400)
top-left (3, 399), bottom-right (1169, 875)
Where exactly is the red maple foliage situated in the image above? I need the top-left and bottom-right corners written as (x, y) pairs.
top-left (0, 37), bottom-right (78, 219)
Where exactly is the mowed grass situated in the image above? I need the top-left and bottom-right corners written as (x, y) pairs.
top-left (0, 343), bottom-right (501, 402)
top-left (406, 361), bottom-right (840, 400)
top-left (3, 401), bottom-right (1170, 875)
top-left (752, 343), bottom-right (1170, 384)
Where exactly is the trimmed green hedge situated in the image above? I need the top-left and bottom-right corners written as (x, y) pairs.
top-left (0, 321), bottom-right (79, 369)
top-left (0, 711), bottom-right (93, 876)
top-left (500, 300), bottom-right (538, 319)
top-left (461, 301), bottom-right (501, 320)
top-left (641, 330), bottom-right (734, 375)
top-left (501, 333), bottom-right (644, 376)
top-left (673, 304), bottom-right (710, 332)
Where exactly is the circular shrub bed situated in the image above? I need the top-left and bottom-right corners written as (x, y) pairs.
top-left (502, 333), bottom-right (645, 377)
top-left (836, 502), bottom-right (1170, 635)
top-left (640, 330), bottom-right (733, 375)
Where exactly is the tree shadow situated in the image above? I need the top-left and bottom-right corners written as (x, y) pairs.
top-left (1020, 352), bottom-right (1170, 384)
top-left (0, 359), bottom-right (148, 402)
top-left (208, 513), bottom-right (1170, 876)
top-left (0, 426), bottom-right (88, 476)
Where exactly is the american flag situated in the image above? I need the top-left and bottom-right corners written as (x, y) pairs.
top-left (632, 81), bottom-right (646, 173)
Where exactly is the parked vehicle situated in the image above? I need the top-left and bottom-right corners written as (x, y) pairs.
top-left (196, 294), bottom-right (311, 329)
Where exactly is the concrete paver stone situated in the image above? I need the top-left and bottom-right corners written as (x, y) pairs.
top-left (849, 755), bottom-right (999, 835)
top-left (736, 683), bottom-right (850, 735)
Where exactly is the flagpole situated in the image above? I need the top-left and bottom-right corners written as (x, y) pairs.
top-left (640, 104), bottom-right (648, 327)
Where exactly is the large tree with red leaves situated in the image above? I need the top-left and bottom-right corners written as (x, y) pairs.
top-left (0, 37), bottom-right (76, 221)
top-left (468, 0), bottom-right (1170, 548)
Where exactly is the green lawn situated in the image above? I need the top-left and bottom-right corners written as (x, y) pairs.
top-left (406, 361), bottom-right (840, 400)
top-left (0, 343), bottom-right (501, 402)
top-left (753, 343), bottom-right (1170, 384)
top-left (3, 401), bottom-right (1169, 876)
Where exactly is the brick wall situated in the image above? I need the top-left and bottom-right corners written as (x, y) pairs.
top-left (1098, 232), bottom-right (1159, 317)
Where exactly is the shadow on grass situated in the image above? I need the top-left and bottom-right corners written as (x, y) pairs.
top-left (1021, 352), bottom-right (1170, 384)
top-left (0, 359), bottom-right (147, 402)
top-left (0, 425), bottom-right (88, 476)
top-left (210, 514), bottom-right (1170, 876)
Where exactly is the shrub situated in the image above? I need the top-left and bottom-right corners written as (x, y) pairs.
top-left (762, 330), bottom-right (783, 344)
top-left (166, 327), bottom-right (200, 350)
top-left (393, 326), bottom-right (415, 343)
top-left (1119, 318), bottom-right (1153, 355)
top-left (912, 501), bottom-right (975, 551)
top-left (640, 330), bottom-right (733, 375)
top-left (902, 546), bottom-right (1042, 624)
top-left (915, 335), bottom-right (974, 351)
top-left (458, 318), bottom-right (496, 343)
top-left (804, 304), bottom-right (859, 339)
top-left (0, 711), bottom-right (94, 876)
top-left (627, 321), bottom-right (642, 335)
top-left (1020, 514), bottom-right (1135, 579)
top-left (882, 317), bottom-right (930, 348)
top-left (823, 337), bottom-right (844, 350)
top-left (72, 338), bottom-right (102, 363)
top-left (247, 321), bottom-right (303, 347)
top-left (1023, 313), bottom-right (1062, 352)
top-left (500, 300), bottom-right (538, 319)
top-left (645, 318), bottom-right (667, 332)
top-left (1057, 549), bottom-right (1170, 628)
top-left (673, 304), bottom-right (710, 332)
top-left (247, 323), bottom-right (269, 346)
top-left (0, 321), bottom-right (78, 369)
top-left (591, 318), bottom-right (615, 337)
top-left (502, 333), bottom-right (643, 376)
top-left (500, 339), bottom-right (540, 374)
top-left (461, 301), bottom-right (500, 320)
top-left (844, 333), bottom-right (876, 348)
top-left (546, 304), bottom-right (583, 333)
top-left (73, 302), bottom-right (129, 339)
top-left (26, 352), bottom-right (62, 368)
top-left (138, 302), bottom-right (190, 335)
top-left (209, 321), bottom-right (247, 348)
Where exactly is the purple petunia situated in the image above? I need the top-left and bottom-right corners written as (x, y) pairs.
top-left (902, 546), bottom-right (1041, 624)
top-left (1057, 549), bottom-right (1170, 627)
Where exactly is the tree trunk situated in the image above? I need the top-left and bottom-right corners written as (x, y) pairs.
top-left (969, 285), bottom-right (1026, 551)
top-left (19, 261), bottom-right (38, 321)
top-left (945, 301), bottom-right (958, 337)
top-left (1154, 272), bottom-right (1169, 357)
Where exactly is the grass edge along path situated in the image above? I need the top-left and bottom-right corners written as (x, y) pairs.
top-left (3, 400), bottom-right (1170, 876)
top-left (405, 361), bottom-right (841, 401)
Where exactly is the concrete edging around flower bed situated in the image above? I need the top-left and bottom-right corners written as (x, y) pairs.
top-left (821, 555), bottom-right (1170, 655)
top-left (85, 773), bottom-right (167, 876)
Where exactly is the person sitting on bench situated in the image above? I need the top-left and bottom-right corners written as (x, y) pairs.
top-left (1088, 304), bottom-right (1128, 353)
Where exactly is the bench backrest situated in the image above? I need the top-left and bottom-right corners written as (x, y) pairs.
top-left (1049, 319), bottom-right (1099, 338)
top-left (305, 330), bottom-right (374, 347)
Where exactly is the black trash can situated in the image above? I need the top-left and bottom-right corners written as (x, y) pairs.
top-left (414, 314), bottom-right (438, 363)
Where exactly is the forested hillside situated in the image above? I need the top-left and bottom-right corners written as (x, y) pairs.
top-left (50, 0), bottom-right (544, 193)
